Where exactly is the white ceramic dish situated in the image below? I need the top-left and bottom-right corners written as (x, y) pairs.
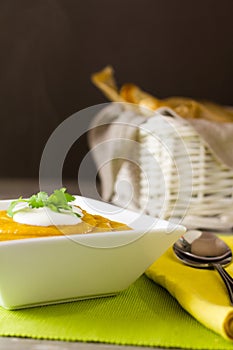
top-left (0, 196), bottom-right (185, 310)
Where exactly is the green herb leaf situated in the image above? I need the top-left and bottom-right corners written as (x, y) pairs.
top-left (28, 191), bottom-right (48, 208)
top-left (7, 188), bottom-right (81, 218)
top-left (7, 197), bottom-right (27, 218)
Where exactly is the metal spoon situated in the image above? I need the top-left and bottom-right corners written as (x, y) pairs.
top-left (173, 230), bottom-right (233, 305)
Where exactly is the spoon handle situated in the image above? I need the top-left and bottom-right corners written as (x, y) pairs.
top-left (212, 263), bottom-right (233, 305)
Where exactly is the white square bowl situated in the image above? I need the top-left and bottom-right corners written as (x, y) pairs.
top-left (0, 196), bottom-right (185, 309)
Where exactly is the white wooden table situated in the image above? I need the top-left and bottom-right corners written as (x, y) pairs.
top-left (0, 337), bottom-right (173, 350)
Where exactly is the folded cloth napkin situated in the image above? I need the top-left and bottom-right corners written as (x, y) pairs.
top-left (146, 234), bottom-right (233, 341)
top-left (88, 103), bottom-right (233, 202)
top-left (88, 103), bottom-right (146, 204)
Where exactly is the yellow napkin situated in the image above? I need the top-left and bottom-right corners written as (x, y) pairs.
top-left (146, 235), bottom-right (233, 341)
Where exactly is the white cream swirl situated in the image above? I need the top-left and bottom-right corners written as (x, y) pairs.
top-left (12, 206), bottom-right (83, 226)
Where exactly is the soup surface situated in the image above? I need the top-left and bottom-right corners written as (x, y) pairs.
top-left (0, 207), bottom-right (131, 241)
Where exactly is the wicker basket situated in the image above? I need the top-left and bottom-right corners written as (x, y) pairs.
top-left (111, 108), bottom-right (233, 229)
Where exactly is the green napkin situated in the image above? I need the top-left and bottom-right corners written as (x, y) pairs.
top-left (0, 275), bottom-right (233, 349)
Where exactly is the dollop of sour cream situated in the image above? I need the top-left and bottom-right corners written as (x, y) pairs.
top-left (12, 205), bottom-right (83, 226)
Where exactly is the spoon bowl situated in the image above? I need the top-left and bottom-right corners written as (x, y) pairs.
top-left (173, 231), bottom-right (233, 305)
top-left (173, 245), bottom-right (232, 269)
top-left (174, 236), bottom-right (232, 264)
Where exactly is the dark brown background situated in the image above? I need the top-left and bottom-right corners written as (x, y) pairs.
top-left (0, 0), bottom-right (233, 179)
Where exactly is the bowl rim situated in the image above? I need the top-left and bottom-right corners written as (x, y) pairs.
top-left (0, 195), bottom-right (186, 247)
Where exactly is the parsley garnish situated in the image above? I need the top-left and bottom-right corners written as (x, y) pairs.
top-left (7, 188), bottom-right (80, 218)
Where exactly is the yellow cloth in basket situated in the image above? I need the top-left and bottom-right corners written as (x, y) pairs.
top-left (146, 235), bottom-right (233, 341)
